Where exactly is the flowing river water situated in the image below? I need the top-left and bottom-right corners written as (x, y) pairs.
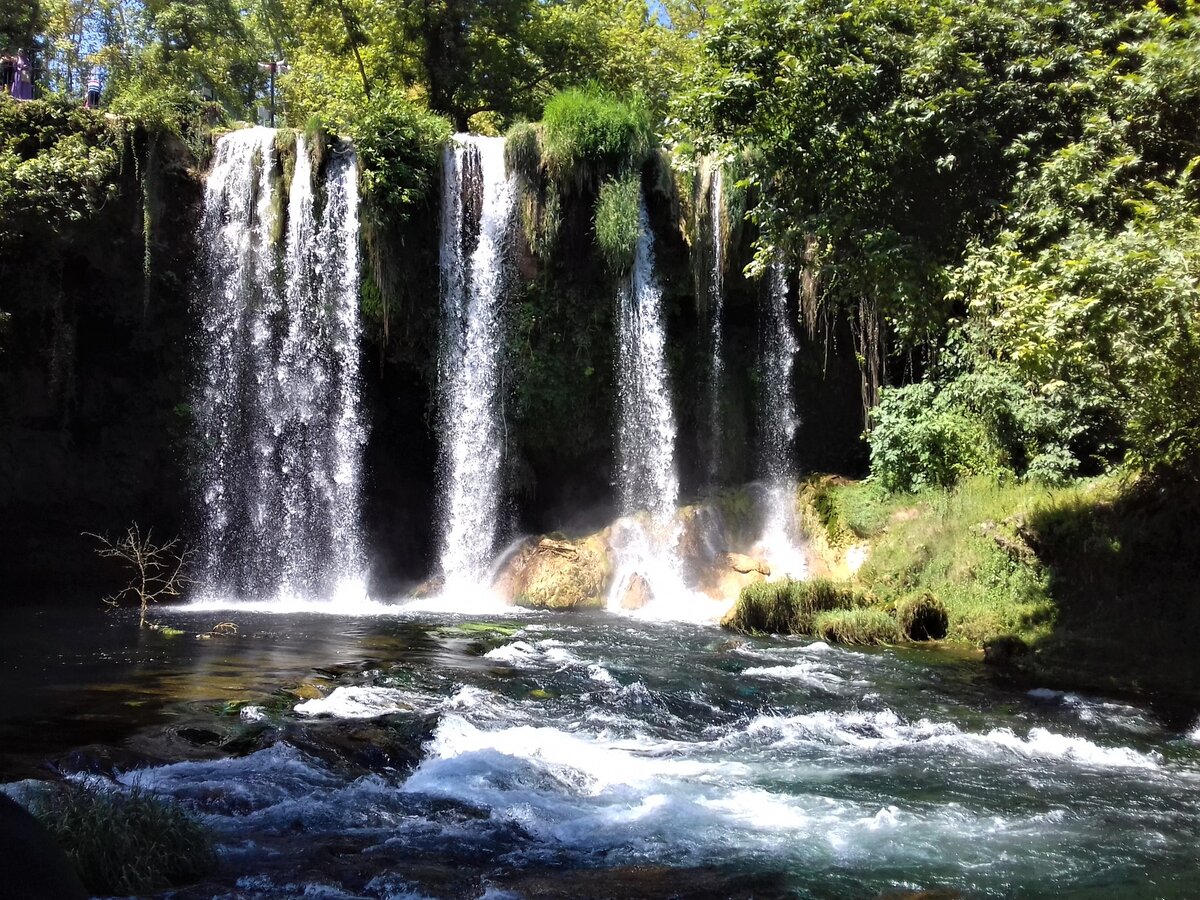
top-left (3, 604), bottom-right (1200, 898)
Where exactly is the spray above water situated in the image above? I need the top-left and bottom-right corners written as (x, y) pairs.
top-left (435, 135), bottom-right (516, 593)
top-left (193, 127), bottom-right (366, 603)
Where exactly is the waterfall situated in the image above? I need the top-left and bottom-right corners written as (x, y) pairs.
top-left (704, 163), bottom-right (726, 488)
top-left (194, 127), bottom-right (366, 601)
top-left (436, 135), bottom-right (516, 591)
top-left (608, 189), bottom-right (689, 611)
top-left (755, 260), bottom-right (806, 577)
top-left (616, 191), bottom-right (679, 520)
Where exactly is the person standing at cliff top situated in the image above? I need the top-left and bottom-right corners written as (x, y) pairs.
top-left (9, 50), bottom-right (32, 101)
top-left (85, 71), bottom-right (102, 108)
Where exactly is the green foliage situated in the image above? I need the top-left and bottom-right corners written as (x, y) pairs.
top-left (726, 578), bottom-right (862, 636)
top-left (350, 94), bottom-right (450, 225)
top-left (0, 100), bottom-right (122, 248)
top-left (594, 173), bottom-right (642, 272)
top-left (813, 607), bottom-right (900, 645)
top-left (869, 360), bottom-right (1082, 492)
top-left (540, 87), bottom-right (652, 189)
top-left (868, 382), bottom-right (1003, 492)
top-left (505, 121), bottom-right (543, 184)
top-left (30, 782), bottom-right (215, 895)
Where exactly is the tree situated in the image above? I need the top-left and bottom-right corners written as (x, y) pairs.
top-left (87, 524), bottom-right (192, 627)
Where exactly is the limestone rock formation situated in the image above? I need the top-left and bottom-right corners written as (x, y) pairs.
top-left (493, 536), bottom-right (613, 610)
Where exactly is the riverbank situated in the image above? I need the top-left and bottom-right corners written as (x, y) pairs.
top-left (726, 473), bottom-right (1200, 708)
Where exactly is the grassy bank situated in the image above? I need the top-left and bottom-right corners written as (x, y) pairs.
top-left (727, 473), bottom-right (1200, 701)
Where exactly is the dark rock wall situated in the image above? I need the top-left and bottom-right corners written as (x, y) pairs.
top-left (1, 135), bottom-right (867, 594)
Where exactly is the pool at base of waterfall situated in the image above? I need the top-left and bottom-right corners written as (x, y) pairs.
top-left (2, 604), bottom-right (1199, 899)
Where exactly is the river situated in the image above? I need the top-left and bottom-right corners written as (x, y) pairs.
top-left (3, 604), bottom-right (1199, 898)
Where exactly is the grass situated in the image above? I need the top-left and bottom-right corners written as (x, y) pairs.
top-left (540, 87), bottom-right (652, 190)
top-left (725, 578), bottom-right (866, 637)
top-left (824, 476), bottom-right (1068, 643)
top-left (731, 471), bottom-right (1200, 699)
top-left (30, 782), bottom-right (215, 895)
top-left (813, 608), bottom-right (901, 645)
top-left (594, 174), bottom-right (641, 272)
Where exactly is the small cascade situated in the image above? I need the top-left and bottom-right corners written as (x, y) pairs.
top-left (755, 261), bottom-right (806, 577)
top-left (435, 135), bottom-right (516, 592)
top-left (194, 127), bottom-right (366, 602)
top-left (610, 189), bottom-right (688, 609)
top-left (703, 162), bottom-right (726, 488)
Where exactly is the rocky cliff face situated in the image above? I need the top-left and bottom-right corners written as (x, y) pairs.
top-left (0, 122), bottom-right (867, 595)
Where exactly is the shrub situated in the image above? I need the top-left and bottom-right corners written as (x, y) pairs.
top-left (540, 87), bottom-right (652, 190)
top-left (505, 121), bottom-right (542, 185)
top-left (813, 608), bottom-right (901, 645)
top-left (30, 782), bottom-right (215, 895)
top-left (868, 361), bottom-right (1083, 492)
top-left (594, 174), bottom-right (642, 272)
top-left (726, 578), bottom-right (860, 635)
top-left (896, 592), bottom-right (949, 640)
top-left (869, 382), bottom-right (1002, 492)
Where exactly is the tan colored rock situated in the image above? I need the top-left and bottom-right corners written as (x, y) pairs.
top-left (619, 573), bottom-right (653, 610)
top-left (705, 567), bottom-right (766, 603)
top-left (496, 535), bottom-right (613, 610)
top-left (725, 552), bottom-right (770, 576)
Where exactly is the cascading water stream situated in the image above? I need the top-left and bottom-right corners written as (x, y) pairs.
top-left (704, 163), bottom-right (726, 489)
top-left (755, 260), bottom-right (807, 577)
top-left (435, 135), bottom-right (516, 593)
top-left (609, 190), bottom-right (689, 610)
top-left (194, 127), bottom-right (366, 603)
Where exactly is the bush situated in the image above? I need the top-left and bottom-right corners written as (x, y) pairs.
top-left (540, 87), bottom-right (652, 190)
top-left (594, 174), bottom-right (642, 272)
top-left (896, 592), bottom-right (949, 640)
top-left (30, 782), bottom-right (215, 895)
top-left (869, 361), bottom-right (1082, 492)
top-left (813, 608), bottom-right (901, 645)
top-left (868, 382), bottom-right (1002, 492)
top-left (726, 578), bottom-right (860, 635)
top-left (505, 121), bottom-right (542, 185)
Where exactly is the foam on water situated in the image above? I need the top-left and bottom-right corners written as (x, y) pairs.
top-left (733, 709), bottom-right (1163, 770)
top-left (294, 686), bottom-right (438, 719)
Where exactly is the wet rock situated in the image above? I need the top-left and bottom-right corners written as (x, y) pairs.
top-left (619, 573), bottom-right (653, 610)
top-left (283, 713), bottom-right (437, 777)
top-left (175, 727), bottom-right (223, 747)
top-left (983, 634), bottom-right (1029, 665)
top-left (52, 744), bottom-right (166, 778)
top-left (497, 536), bottom-right (613, 610)
top-left (726, 552), bottom-right (770, 575)
top-left (0, 793), bottom-right (88, 900)
top-left (494, 864), bottom-right (793, 899)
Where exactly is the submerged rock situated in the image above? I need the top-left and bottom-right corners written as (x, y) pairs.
top-left (495, 536), bottom-right (613, 609)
